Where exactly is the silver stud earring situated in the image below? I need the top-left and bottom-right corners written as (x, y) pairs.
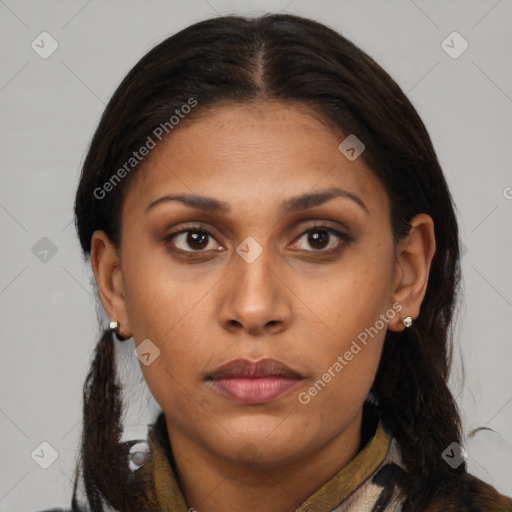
top-left (109, 320), bottom-right (120, 331)
top-left (402, 316), bottom-right (413, 328)
top-left (109, 319), bottom-right (128, 341)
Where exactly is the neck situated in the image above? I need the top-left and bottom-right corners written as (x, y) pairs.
top-left (166, 410), bottom-right (363, 512)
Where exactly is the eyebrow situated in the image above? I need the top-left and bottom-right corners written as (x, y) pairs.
top-left (145, 187), bottom-right (368, 215)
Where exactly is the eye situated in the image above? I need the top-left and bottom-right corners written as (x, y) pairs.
top-left (165, 226), bottom-right (222, 253)
top-left (290, 225), bottom-right (351, 252)
top-left (163, 223), bottom-right (352, 258)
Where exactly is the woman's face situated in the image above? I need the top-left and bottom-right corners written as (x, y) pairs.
top-left (104, 102), bottom-right (407, 467)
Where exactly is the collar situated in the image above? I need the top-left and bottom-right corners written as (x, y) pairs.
top-left (139, 417), bottom-right (392, 511)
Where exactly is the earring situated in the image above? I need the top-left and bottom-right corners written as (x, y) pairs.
top-left (402, 316), bottom-right (413, 328)
top-left (109, 320), bottom-right (128, 341)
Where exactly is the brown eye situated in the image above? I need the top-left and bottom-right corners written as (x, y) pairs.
top-left (292, 226), bottom-right (350, 252)
top-left (166, 228), bottom-right (220, 252)
top-left (186, 231), bottom-right (209, 250)
top-left (308, 230), bottom-right (330, 250)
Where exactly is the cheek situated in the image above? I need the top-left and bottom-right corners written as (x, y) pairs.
top-left (136, 324), bottom-right (207, 422)
top-left (293, 243), bottom-right (393, 410)
top-left (301, 244), bottom-right (394, 344)
top-left (123, 260), bottom-right (218, 409)
top-left (296, 323), bottom-right (385, 441)
top-left (121, 238), bottom-right (211, 339)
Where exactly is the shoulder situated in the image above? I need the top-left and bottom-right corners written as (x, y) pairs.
top-left (425, 474), bottom-right (512, 512)
top-left (465, 475), bottom-right (512, 511)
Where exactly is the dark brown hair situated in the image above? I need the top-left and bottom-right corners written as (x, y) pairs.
top-left (72, 13), bottom-right (494, 511)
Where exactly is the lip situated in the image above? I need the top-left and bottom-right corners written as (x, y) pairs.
top-left (207, 358), bottom-right (303, 405)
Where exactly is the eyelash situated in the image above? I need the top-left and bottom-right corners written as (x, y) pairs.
top-left (162, 223), bottom-right (353, 259)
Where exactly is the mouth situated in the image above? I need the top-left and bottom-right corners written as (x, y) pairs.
top-left (206, 358), bottom-right (304, 405)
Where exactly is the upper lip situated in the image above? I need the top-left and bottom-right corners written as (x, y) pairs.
top-left (208, 358), bottom-right (303, 380)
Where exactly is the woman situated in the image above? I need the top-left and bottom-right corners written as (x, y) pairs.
top-left (42, 13), bottom-right (512, 512)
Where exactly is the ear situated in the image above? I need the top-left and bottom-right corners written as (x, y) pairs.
top-left (90, 230), bottom-right (132, 338)
top-left (388, 214), bottom-right (436, 332)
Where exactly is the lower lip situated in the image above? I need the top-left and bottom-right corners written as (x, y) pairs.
top-left (209, 377), bottom-right (301, 404)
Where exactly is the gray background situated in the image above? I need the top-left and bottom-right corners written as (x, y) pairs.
top-left (1, 0), bottom-right (511, 510)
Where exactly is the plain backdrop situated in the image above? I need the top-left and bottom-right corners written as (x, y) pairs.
top-left (1, 1), bottom-right (511, 510)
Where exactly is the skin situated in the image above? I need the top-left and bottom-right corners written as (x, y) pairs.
top-left (91, 102), bottom-right (435, 512)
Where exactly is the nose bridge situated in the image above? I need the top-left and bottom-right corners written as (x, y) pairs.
top-left (218, 238), bottom-right (291, 334)
top-left (236, 245), bottom-right (274, 301)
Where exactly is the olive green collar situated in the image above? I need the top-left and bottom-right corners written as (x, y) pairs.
top-left (295, 422), bottom-right (391, 511)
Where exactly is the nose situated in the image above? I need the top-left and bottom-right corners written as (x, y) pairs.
top-left (217, 249), bottom-right (292, 337)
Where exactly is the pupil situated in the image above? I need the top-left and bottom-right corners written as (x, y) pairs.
top-left (309, 230), bottom-right (328, 249)
top-left (188, 231), bottom-right (207, 249)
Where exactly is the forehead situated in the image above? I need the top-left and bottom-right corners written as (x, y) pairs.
top-left (123, 102), bottom-right (388, 218)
